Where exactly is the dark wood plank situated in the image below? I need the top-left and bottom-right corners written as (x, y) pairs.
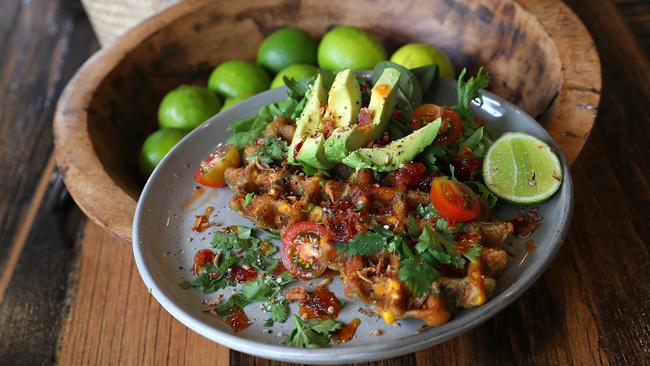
top-left (0, 0), bottom-right (96, 364)
top-left (56, 222), bottom-right (230, 366)
top-left (612, 0), bottom-right (650, 56)
top-left (0, 169), bottom-right (86, 365)
top-left (0, 0), bottom-right (94, 279)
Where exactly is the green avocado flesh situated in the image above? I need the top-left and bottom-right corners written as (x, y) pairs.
top-left (324, 69), bottom-right (361, 127)
top-left (342, 118), bottom-right (442, 172)
top-left (295, 134), bottom-right (334, 170)
top-left (288, 74), bottom-right (327, 165)
top-left (323, 68), bottom-right (400, 163)
top-left (288, 68), bottom-right (403, 171)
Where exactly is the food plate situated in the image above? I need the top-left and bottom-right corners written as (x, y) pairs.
top-left (132, 75), bottom-right (573, 364)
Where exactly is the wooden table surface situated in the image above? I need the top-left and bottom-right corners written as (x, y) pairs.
top-left (0, 0), bottom-right (648, 365)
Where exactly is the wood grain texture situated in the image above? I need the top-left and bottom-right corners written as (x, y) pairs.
top-left (53, 0), bottom-right (600, 243)
top-left (1, 0), bottom-right (647, 365)
top-left (0, 0), bottom-right (93, 274)
top-left (57, 222), bottom-right (230, 366)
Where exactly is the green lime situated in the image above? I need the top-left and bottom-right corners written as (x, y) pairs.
top-left (483, 132), bottom-right (563, 205)
top-left (139, 128), bottom-right (186, 176)
top-left (271, 64), bottom-right (318, 88)
top-left (221, 95), bottom-right (251, 111)
top-left (158, 85), bottom-right (221, 130)
top-left (390, 43), bottom-right (455, 78)
top-left (208, 60), bottom-right (270, 98)
top-left (317, 26), bottom-right (387, 71)
top-left (257, 27), bottom-right (318, 73)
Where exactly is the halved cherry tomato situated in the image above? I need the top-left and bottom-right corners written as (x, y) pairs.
top-left (281, 222), bottom-right (331, 280)
top-left (194, 144), bottom-right (240, 187)
top-left (192, 248), bottom-right (214, 276)
top-left (430, 177), bottom-right (481, 222)
top-left (412, 104), bottom-right (463, 145)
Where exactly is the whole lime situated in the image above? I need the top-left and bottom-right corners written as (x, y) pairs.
top-left (258, 28), bottom-right (318, 73)
top-left (271, 64), bottom-right (318, 88)
top-left (221, 95), bottom-right (251, 111)
top-left (208, 60), bottom-right (270, 98)
top-left (317, 26), bottom-right (387, 71)
top-left (390, 43), bottom-right (455, 78)
top-left (139, 128), bottom-right (186, 176)
top-left (158, 85), bottom-right (221, 130)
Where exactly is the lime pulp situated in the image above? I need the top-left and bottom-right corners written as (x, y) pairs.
top-left (482, 132), bottom-right (563, 205)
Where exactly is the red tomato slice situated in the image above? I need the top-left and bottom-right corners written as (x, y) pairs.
top-left (412, 104), bottom-right (463, 145)
top-left (281, 222), bottom-right (331, 280)
top-left (430, 177), bottom-right (481, 222)
top-left (194, 144), bottom-right (240, 187)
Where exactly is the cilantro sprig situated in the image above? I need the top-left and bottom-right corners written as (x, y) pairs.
top-left (283, 314), bottom-right (343, 348)
top-left (247, 136), bottom-right (288, 165)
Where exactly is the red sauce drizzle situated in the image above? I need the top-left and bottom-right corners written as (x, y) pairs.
top-left (191, 206), bottom-right (214, 232)
top-left (192, 249), bottom-right (214, 276)
top-left (228, 265), bottom-right (258, 283)
top-left (224, 306), bottom-right (250, 332)
top-left (180, 187), bottom-right (205, 210)
top-left (299, 286), bottom-right (340, 320)
top-left (333, 318), bottom-right (361, 343)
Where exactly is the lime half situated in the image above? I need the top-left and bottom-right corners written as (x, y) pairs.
top-left (483, 132), bottom-right (563, 205)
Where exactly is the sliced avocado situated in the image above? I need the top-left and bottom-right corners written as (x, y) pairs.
top-left (287, 74), bottom-right (327, 164)
top-left (324, 68), bottom-right (401, 163)
top-left (295, 134), bottom-right (334, 170)
top-left (342, 118), bottom-right (442, 172)
top-left (324, 69), bottom-right (361, 127)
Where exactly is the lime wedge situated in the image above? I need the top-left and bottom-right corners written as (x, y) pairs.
top-left (482, 132), bottom-right (563, 205)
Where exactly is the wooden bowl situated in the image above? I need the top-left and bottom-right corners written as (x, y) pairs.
top-left (53, 0), bottom-right (601, 243)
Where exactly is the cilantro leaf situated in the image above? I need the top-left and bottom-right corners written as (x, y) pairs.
top-left (247, 136), bottom-right (288, 165)
top-left (243, 192), bottom-right (255, 207)
top-left (417, 204), bottom-right (440, 220)
top-left (284, 315), bottom-right (342, 348)
top-left (264, 302), bottom-right (290, 327)
top-left (399, 256), bottom-right (439, 297)
top-left (336, 230), bottom-right (389, 256)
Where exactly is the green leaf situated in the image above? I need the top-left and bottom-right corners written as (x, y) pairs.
top-left (264, 302), bottom-right (290, 326)
top-left (336, 230), bottom-right (389, 256)
top-left (283, 315), bottom-right (342, 348)
top-left (407, 215), bottom-right (419, 238)
top-left (464, 181), bottom-right (498, 209)
top-left (399, 256), bottom-right (439, 297)
top-left (243, 192), bottom-right (255, 207)
top-left (416, 204), bottom-right (440, 220)
top-left (411, 64), bottom-right (440, 99)
top-left (247, 136), bottom-right (288, 165)
top-left (453, 67), bottom-right (490, 131)
top-left (463, 127), bottom-right (484, 149)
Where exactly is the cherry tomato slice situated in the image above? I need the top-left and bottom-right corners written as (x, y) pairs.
top-left (430, 177), bottom-right (481, 222)
top-left (412, 104), bottom-right (463, 145)
top-left (194, 144), bottom-right (240, 187)
top-left (281, 222), bottom-right (331, 280)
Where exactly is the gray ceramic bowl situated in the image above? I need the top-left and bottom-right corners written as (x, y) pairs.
top-left (132, 76), bottom-right (573, 364)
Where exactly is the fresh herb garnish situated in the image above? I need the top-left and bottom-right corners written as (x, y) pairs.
top-left (243, 192), bottom-right (255, 207)
top-left (247, 136), bottom-right (288, 165)
top-left (416, 204), bottom-right (440, 220)
top-left (399, 256), bottom-right (439, 297)
top-left (336, 228), bottom-right (392, 256)
top-left (179, 253), bottom-right (237, 293)
top-left (465, 180), bottom-right (498, 209)
top-left (283, 314), bottom-right (343, 348)
top-left (453, 67), bottom-right (490, 131)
